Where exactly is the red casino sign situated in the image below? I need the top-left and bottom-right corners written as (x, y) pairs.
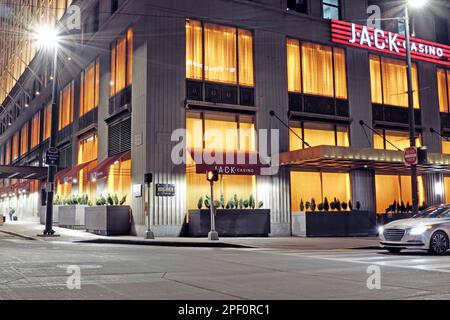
top-left (331, 19), bottom-right (450, 67)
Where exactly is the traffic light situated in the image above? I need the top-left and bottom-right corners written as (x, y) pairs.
top-left (206, 170), bottom-right (219, 182)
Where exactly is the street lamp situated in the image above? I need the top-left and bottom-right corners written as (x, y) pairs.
top-left (34, 25), bottom-right (60, 236)
top-left (206, 170), bottom-right (219, 241)
top-left (404, 0), bottom-right (427, 215)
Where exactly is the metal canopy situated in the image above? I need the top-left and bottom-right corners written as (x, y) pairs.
top-left (279, 146), bottom-right (450, 175)
top-left (0, 165), bottom-right (48, 180)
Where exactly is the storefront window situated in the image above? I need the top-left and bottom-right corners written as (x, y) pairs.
top-left (289, 121), bottom-right (349, 151)
top-left (186, 20), bottom-right (254, 87)
top-left (290, 171), bottom-right (351, 211)
top-left (30, 112), bottom-right (40, 149)
top-left (287, 39), bottom-right (347, 99)
top-left (78, 134), bottom-right (98, 201)
top-left (375, 175), bottom-right (425, 213)
top-left (444, 177), bottom-right (450, 204)
top-left (373, 129), bottom-right (421, 151)
top-left (443, 140), bottom-right (450, 154)
top-left (186, 111), bottom-right (256, 210)
top-left (59, 82), bottom-right (74, 130)
top-left (12, 132), bottom-right (19, 161)
top-left (110, 28), bottom-right (133, 97)
top-left (80, 58), bottom-right (100, 116)
top-left (4, 140), bottom-right (11, 165)
top-left (43, 103), bottom-right (51, 141)
top-left (107, 159), bottom-right (131, 205)
top-left (20, 123), bottom-right (28, 156)
top-left (369, 55), bottom-right (420, 108)
top-left (437, 68), bottom-right (450, 113)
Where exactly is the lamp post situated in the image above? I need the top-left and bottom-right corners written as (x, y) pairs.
top-left (35, 26), bottom-right (60, 236)
top-left (206, 170), bottom-right (219, 241)
top-left (404, 0), bottom-right (427, 214)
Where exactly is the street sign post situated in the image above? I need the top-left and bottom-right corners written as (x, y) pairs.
top-left (45, 147), bottom-right (59, 166)
top-left (404, 146), bottom-right (418, 166)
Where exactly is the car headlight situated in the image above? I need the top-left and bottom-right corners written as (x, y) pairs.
top-left (378, 226), bottom-right (384, 234)
top-left (409, 225), bottom-right (432, 235)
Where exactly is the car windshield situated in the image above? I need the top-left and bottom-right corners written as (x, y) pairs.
top-left (413, 206), bottom-right (450, 219)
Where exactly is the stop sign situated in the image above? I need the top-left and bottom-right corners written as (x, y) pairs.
top-left (404, 146), bottom-right (418, 166)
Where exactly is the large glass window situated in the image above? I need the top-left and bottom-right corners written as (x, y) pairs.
top-left (59, 82), bottom-right (74, 130)
top-left (4, 140), bottom-right (11, 165)
top-left (375, 175), bottom-right (425, 213)
top-left (443, 140), bottom-right (450, 154)
top-left (322, 0), bottom-right (340, 20)
top-left (20, 123), bottom-right (28, 156)
top-left (110, 28), bottom-right (133, 97)
top-left (369, 55), bottom-right (420, 108)
top-left (12, 132), bottom-right (19, 161)
top-left (31, 112), bottom-right (40, 149)
top-left (290, 171), bottom-right (351, 211)
top-left (373, 129), bottom-right (421, 151)
top-left (107, 159), bottom-right (131, 205)
top-left (289, 121), bottom-right (349, 151)
top-left (80, 58), bottom-right (100, 116)
top-left (78, 134), bottom-right (98, 201)
top-left (186, 20), bottom-right (254, 87)
top-left (186, 111), bottom-right (256, 210)
top-left (43, 103), bottom-right (52, 141)
top-left (437, 68), bottom-right (450, 113)
top-left (287, 39), bottom-right (347, 99)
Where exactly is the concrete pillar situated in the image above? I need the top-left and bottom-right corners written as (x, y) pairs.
top-left (423, 172), bottom-right (444, 206)
top-left (351, 169), bottom-right (377, 231)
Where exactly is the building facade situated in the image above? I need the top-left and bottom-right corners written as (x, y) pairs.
top-left (0, 0), bottom-right (449, 236)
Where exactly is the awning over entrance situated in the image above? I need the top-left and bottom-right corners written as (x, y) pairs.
top-left (0, 165), bottom-right (48, 180)
top-left (279, 146), bottom-right (450, 174)
top-left (88, 151), bottom-right (130, 181)
top-left (57, 160), bottom-right (96, 184)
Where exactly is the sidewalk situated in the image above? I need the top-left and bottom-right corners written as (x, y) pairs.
top-left (0, 221), bottom-right (381, 250)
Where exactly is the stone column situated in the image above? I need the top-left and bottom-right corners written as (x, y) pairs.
top-left (351, 169), bottom-right (377, 232)
top-left (423, 172), bottom-right (444, 206)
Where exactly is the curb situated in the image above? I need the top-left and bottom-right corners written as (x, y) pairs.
top-left (0, 230), bottom-right (38, 241)
top-left (76, 238), bottom-right (254, 248)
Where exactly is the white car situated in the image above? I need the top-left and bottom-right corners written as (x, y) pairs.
top-left (379, 205), bottom-right (450, 255)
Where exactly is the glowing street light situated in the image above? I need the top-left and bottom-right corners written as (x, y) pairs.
top-left (407, 0), bottom-right (427, 8)
top-left (34, 25), bottom-right (59, 49)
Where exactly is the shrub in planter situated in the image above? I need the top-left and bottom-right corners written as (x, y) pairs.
top-left (119, 195), bottom-right (127, 205)
top-left (310, 198), bottom-right (316, 212)
top-left (318, 203), bottom-right (324, 211)
top-left (349, 200), bottom-right (353, 211)
top-left (300, 199), bottom-right (305, 212)
top-left (356, 201), bottom-right (361, 210)
top-left (330, 201), bottom-right (336, 211)
top-left (233, 194), bottom-right (239, 208)
top-left (113, 194), bottom-right (119, 205)
top-left (238, 198), bottom-right (243, 209)
top-left (227, 199), bottom-right (235, 209)
top-left (213, 200), bottom-right (220, 208)
top-left (258, 201), bottom-right (264, 209)
top-left (305, 201), bottom-right (310, 211)
top-left (243, 200), bottom-right (249, 209)
top-left (204, 196), bottom-right (210, 209)
top-left (197, 197), bottom-right (203, 210)
top-left (249, 195), bottom-right (256, 209)
top-left (220, 194), bottom-right (225, 209)
top-left (323, 197), bottom-right (329, 212)
top-left (341, 201), bottom-right (348, 211)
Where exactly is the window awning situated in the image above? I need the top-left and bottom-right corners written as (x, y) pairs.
top-left (57, 160), bottom-right (96, 184)
top-left (0, 165), bottom-right (48, 180)
top-left (188, 148), bottom-right (270, 175)
top-left (279, 145), bottom-right (450, 174)
top-left (88, 151), bottom-right (131, 181)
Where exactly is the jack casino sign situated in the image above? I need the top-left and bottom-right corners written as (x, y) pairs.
top-left (331, 19), bottom-right (450, 67)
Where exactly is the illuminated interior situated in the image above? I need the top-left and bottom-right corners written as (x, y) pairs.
top-left (289, 121), bottom-right (349, 151)
top-left (290, 171), bottom-right (351, 211)
top-left (43, 103), bottom-right (52, 141)
top-left (186, 20), bottom-right (254, 87)
top-left (186, 111), bottom-right (256, 210)
top-left (442, 140), bottom-right (450, 154)
top-left (373, 129), bottom-right (421, 151)
top-left (80, 58), bottom-right (100, 116)
top-left (78, 134), bottom-right (98, 202)
top-left (107, 158), bottom-right (131, 205)
top-left (11, 132), bottom-right (19, 162)
top-left (375, 174), bottom-right (425, 213)
top-left (30, 112), bottom-right (40, 149)
top-left (437, 68), bottom-right (450, 113)
top-left (58, 82), bottom-right (74, 130)
top-left (110, 28), bottom-right (133, 96)
top-left (20, 123), bottom-right (28, 157)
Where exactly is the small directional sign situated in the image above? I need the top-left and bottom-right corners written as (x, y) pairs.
top-left (45, 148), bottom-right (59, 166)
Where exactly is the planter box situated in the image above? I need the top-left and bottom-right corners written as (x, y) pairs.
top-left (59, 205), bottom-right (88, 229)
top-left (39, 206), bottom-right (60, 225)
top-left (188, 209), bottom-right (270, 237)
top-left (85, 206), bottom-right (131, 236)
top-left (377, 213), bottom-right (414, 226)
top-left (292, 211), bottom-right (370, 237)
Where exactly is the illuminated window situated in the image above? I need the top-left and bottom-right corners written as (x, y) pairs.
top-left (80, 58), bottom-right (100, 116)
top-left (110, 28), bottom-right (133, 97)
top-left (289, 121), bottom-right (349, 151)
top-left (437, 68), bottom-right (450, 113)
top-left (11, 132), bottom-right (19, 161)
top-left (444, 177), bottom-right (450, 204)
top-left (375, 175), bottom-right (425, 213)
top-left (107, 158), bottom-right (131, 205)
top-left (31, 112), bottom-right (40, 149)
top-left (290, 171), bottom-right (351, 211)
top-left (443, 140), bottom-right (450, 155)
top-left (59, 82), bottom-right (74, 130)
top-left (43, 103), bottom-right (52, 141)
top-left (20, 123), bottom-right (28, 156)
top-left (78, 134), bottom-right (98, 201)
top-left (4, 140), bottom-right (11, 165)
top-left (287, 39), bottom-right (347, 99)
top-left (185, 111), bottom-right (256, 210)
top-left (186, 20), bottom-right (254, 87)
top-left (370, 55), bottom-right (420, 108)
top-left (373, 129), bottom-right (421, 151)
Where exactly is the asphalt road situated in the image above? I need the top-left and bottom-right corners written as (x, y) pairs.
top-left (1, 236), bottom-right (450, 300)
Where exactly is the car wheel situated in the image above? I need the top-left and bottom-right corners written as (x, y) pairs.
top-left (386, 248), bottom-right (402, 254)
top-left (428, 231), bottom-right (449, 255)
